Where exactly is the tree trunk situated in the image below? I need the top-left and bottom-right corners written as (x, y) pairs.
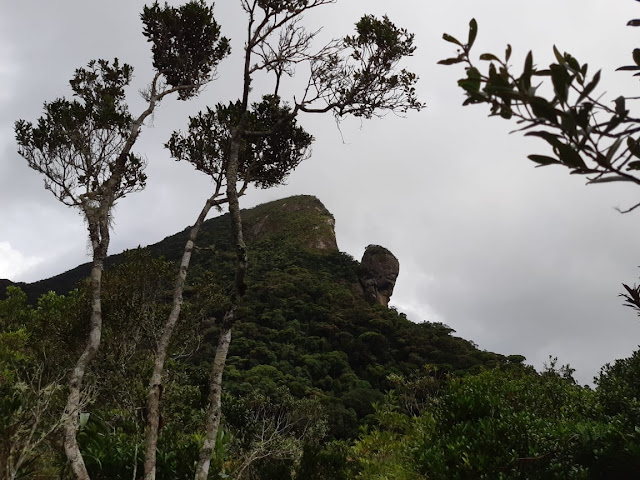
top-left (194, 321), bottom-right (232, 480)
top-left (194, 136), bottom-right (247, 480)
top-left (143, 192), bottom-right (223, 480)
top-left (63, 217), bottom-right (109, 480)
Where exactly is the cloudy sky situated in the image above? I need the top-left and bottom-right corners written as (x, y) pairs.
top-left (2, 0), bottom-right (640, 385)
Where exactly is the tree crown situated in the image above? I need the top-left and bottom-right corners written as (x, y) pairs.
top-left (141, 0), bottom-right (231, 99)
top-left (15, 59), bottom-right (145, 208)
top-left (167, 95), bottom-right (313, 189)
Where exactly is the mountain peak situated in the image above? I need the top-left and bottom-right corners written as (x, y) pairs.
top-left (243, 195), bottom-right (338, 251)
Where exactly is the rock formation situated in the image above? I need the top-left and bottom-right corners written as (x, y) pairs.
top-left (245, 195), bottom-right (338, 251)
top-left (4, 196), bottom-right (404, 304)
top-left (358, 245), bottom-right (399, 307)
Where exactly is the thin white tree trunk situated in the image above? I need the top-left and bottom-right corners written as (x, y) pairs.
top-left (143, 192), bottom-right (224, 480)
top-left (194, 322), bottom-right (233, 480)
top-left (63, 217), bottom-right (109, 480)
top-left (195, 137), bottom-right (247, 480)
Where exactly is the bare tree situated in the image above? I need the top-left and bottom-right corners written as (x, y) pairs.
top-left (0, 364), bottom-right (68, 480)
top-left (225, 392), bottom-right (327, 480)
top-left (14, 2), bottom-right (229, 478)
top-left (188, 2), bottom-right (423, 479)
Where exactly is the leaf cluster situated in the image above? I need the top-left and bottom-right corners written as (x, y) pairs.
top-left (308, 14), bottom-right (423, 118)
top-left (167, 95), bottom-right (312, 189)
top-left (440, 16), bottom-right (640, 210)
top-left (15, 59), bottom-right (146, 208)
top-left (141, 0), bottom-right (231, 99)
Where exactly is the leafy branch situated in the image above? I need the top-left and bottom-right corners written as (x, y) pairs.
top-left (440, 18), bottom-right (640, 205)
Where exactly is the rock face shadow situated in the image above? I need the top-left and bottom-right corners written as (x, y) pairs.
top-left (358, 244), bottom-right (399, 307)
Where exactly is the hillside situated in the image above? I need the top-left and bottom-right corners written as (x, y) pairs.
top-left (2, 195), bottom-right (508, 439)
top-left (1, 196), bottom-right (340, 302)
top-left (5, 196), bottom-right (640, 478)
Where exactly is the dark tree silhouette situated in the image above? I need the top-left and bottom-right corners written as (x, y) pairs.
top-left (167, 3), bottom-right (424, 478)
top-left (14, 2), bottom-right (229, 477)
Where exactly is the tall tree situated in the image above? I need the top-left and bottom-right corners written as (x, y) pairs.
top-left (143, 95), bottom-right (311, 479)
top-left (14, 2), bottom-right (229, 478)
top-left (176, 2), bottom-right (424, 479)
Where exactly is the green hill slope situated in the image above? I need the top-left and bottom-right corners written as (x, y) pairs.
top-left (3, 195), bottom-right (507, 438)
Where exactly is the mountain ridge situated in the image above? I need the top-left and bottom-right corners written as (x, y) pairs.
top-left (1, 195), bottom-right (341, 302)
top-left (1, 194), bottom-right (512, 440)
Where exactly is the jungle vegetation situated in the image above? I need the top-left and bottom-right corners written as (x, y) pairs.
top-left (3, 196), bottom-right (640, 479)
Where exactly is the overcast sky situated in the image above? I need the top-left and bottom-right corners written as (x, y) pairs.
top-left (2, 0), bottom-right (640, 385)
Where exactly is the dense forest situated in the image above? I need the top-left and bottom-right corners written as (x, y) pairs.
top-left (3, 196), bottom-right (640, 479)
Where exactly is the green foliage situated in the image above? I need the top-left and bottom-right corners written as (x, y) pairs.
top-left (596, 349), bottom-right (640, 429)
top-left (171, 199), bottom-right (505, 439)
top-left (353, 397), bottom-right (430, 480)
top-left (0, 286), bottom-right (31, 333)
top-left (352, 361), bottom-right (640, 480)
top-left (344, 14), bottom-right (420, 117)
top-left (0, 328), bottom-right (30, 386)
top-left (4, 198), bottom-right (510, 471)
top-left (14, 58), bottom-right (145, 207)
top-left (440, 12), bottom-right (640, 198)
top-left (223, 389), bottom-right (327, 479)
top-left (248, 96), bottom-right (314, 188)
top-left (419, 364), bottom-right (594, 479)
top-left (141, 0), bottom-right (230, 98)
top-left (0, 373), bottom-right (65, 480)
top-left (10, 196), bottom-right (640, 477)
top-left (79, 413), bottom-right (206, 480)
top-left (296, 441), bottom-right (352, 480)
top-left (308, 14), bottom-right (423, 118)
top-left (11, 1), bottom-right (422, 476)
top-left (166, 96), bottom-right (313, 188)
top-left (0, 288), bottom-right (69, 479)
top-left (0, 285), bottom-right (88, 382)
top-left (10, 198), bottom-right (507, 446)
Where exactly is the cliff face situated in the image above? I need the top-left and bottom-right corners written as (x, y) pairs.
top-left (358, 245), bottom-right (400, 307)
top-left (243, 195), bottom-right (338, 252)
top-left (242, 198), bottom-right (400, 307)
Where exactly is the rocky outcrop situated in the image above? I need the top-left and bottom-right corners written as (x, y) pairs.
top-left (244, 195), bottom-right (338, 252)
top-left (358, 245), bottom-right (399, 307)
